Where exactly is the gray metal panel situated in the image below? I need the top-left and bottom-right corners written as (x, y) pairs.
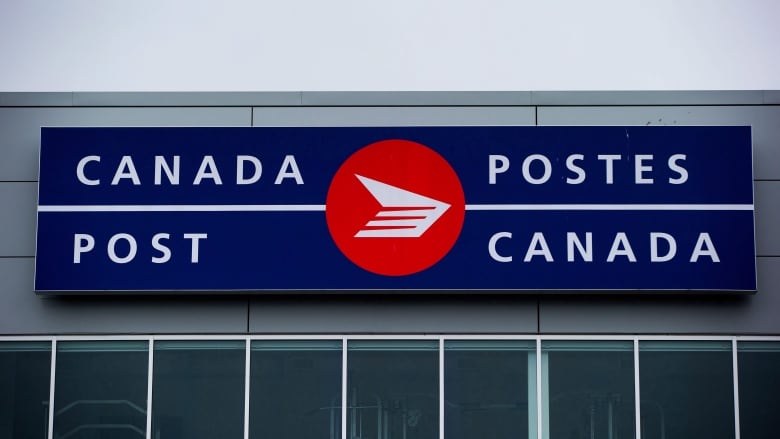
top-left (764, 91), bottom-right (780, 104)
top-left (531, 91), bottom-right (765, 106)
top-left (73, 92), bottom-right (301, 107)
top-left (537, 105), bottom-right (780, 180)
top-left (0, 107), bottom-right (251, 182)
top-left (539, 257), bottom-right (779, 335)
top-left (253, 106), bottom-right (536, 126)
top-left (0, 182), bottom-right (36, 257)
top-left (249, 295), bottom-right (538, 333)
top-left (0, 258), bottom-right (249, 334)
top-left (3, 91), bottom-right (776, 107)
top-left (755, 181), bottom-right (780, 256)
top-left (301, 91), bottom-right (532, 106)
top-left (0, 92), bottom-right (73, 107)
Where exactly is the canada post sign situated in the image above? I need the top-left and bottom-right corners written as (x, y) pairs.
top-left (35, 126), bottom-right (756, 292)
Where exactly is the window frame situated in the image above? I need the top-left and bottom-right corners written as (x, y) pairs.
top-left (3, 334), bottom-right (780, 439)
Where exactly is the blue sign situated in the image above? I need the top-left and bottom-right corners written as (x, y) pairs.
top-left (35, 126), bottom-right (756, 292)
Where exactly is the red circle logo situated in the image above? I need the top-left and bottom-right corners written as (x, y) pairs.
top-left (326, 139), bottom-right (465, 276)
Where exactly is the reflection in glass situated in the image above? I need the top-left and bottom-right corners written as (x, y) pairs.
top-left (0, 342), bottom-right (51, 439)
top-left (348, 340), bottom-right (439, 439)
top-left (249, 340), bottom-right (342, 439)
top-left (543, 341), bottom-right (635, 439)
top-left (152, 340), bottom-right (245, 439)
top-left (445, 340), bottom-right (536, 439)
top-left (639, 341), bottom-right (734, 439)
top-left (738, 341), bottom-right (780, 438)
top-left (53, 341), bottom-right (148, 439)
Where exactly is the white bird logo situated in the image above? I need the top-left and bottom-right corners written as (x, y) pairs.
top-left (354, 174), bottom-right (450, 238)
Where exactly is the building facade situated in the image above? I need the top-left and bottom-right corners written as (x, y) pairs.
top-left (1, 91), bottom-right (779, 439)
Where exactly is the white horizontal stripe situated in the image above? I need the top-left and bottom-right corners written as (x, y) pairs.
top-left (465, 204), bottom-right (754, 211)
top-left (38, 204), bottom-right (327, 212)
top-left (37, 203), bottom-right (753, 213)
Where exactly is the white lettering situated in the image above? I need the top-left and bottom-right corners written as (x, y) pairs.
top-left (488, 232), bottom-right (513, 262)
top-left (650, 232), bottom-right (677, 262)
top-left (567, 232), bottom-right (593, 262)
top-left (73, 234), bottom-right (95, 263)
top-left (524, 232), bottom-right (553, 262)
top-left (607, 232), bottom-right (637, 262)
top-left (565, 154), bottom-right (586, 184)
top-left (668, 154), bottom-right (688, 184)
top-left (237, 155), bottom-right (262, 185)
top-left (521, 154), bottom-right (552, 184)
top-left (111, 156), bottom-right (141, 185)
top-left (183, 233), bottom-right (208, 263)
top-left (635, 154), bottom-right (654, 184)
top-left (76, 156), bottom-right (101, 185)
top-left (274, 155), bottom-right (304, 184)
top-left (598, 154), bottom-right (621, 184)
top-left (193, 156), bottom-right (223, 185)
top-left (690, 233), bottom-right (720, 262)
top-left (107, 233), bottom-right (137, 264)
top-left (488, 155), bottom-right (510, 184)
top-left (151, 233), bottom-right (171, 263)
top-left (154, 156), bottom-right (180, 185)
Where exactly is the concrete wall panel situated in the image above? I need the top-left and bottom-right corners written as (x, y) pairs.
top-left (72, 92), bottom-right (300, 107)
top-left (249, 295), bottom-right (538, 334)
top-left (755, 181), bottom-right (780, 256)
top-left (0, 182), bottom-right (36, 257)
top-left (531, 91), bottom-right (764, 106)
top-left (539, 257), bottom-right (778, 334)
top-left (253, 106), bottom-right (535, 126)
top-left (301, 91), bottom-right (531, 106)
top-left (0, 258), bottom-right (249, 335)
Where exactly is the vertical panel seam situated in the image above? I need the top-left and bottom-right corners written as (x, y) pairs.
top-left (47, 338), bottom-right (56, 439)
top-left (634, 338), bottom-right (641, 439)
top-left (342, 337), bottom-right (347, 439)
top-left (439, 337), bottom-right (444, 439)
top-left (733, 338), bottom-right (741, 439)
top-left (146, 337), bottom-right (154, 439)
top-left (244, 338), bottom-right (251, 439)
top-left (536, 338), bottom-right (542, 439)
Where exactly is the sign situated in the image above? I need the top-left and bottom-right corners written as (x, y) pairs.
top-left (35, 126), bottom-right (756, 292)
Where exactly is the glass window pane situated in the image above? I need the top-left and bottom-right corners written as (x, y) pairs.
top-left (738, 341), bottom-right (780, 438)
top-left (0, 342), bottom-right (51, 439)
top-left (444, 340), bottom-right (536, 439)
top-left (249, 340), bottom-right (342, 439)
top-left (348, 340), bottom-right (439, 439)
top-left (53, 341), bottom-right (148, 439)
top-left (543, 341), bottom-right (635, 439)
top-left (639, 341), bottom-right (734, 439)
top-left (152, 340), bottom-right (245, 439)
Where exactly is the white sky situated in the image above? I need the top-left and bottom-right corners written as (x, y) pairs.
top-left (1, 0), bottom-right (778, 91)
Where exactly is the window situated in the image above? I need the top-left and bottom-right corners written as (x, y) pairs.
top-left (0, 341), bottom-right (51, 439)
top-left (639, 341), bottom-right (734, 439)
top-left (152, 340), bottom-right (245, 439)
top-left (543, 341), bottom-right (635, 439)
top-left (3, 336), bottom-right (775, 439)
top-left (738, 341), bottom-right (780, 438)
top-left (445, 340), bottom-right (536, 439)
top-left (348, 340), bottom-right (439, 439)
top-left (249, 340), bottom-right (342, 439)
top-left (53, 340), bottom-right (148, 439)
